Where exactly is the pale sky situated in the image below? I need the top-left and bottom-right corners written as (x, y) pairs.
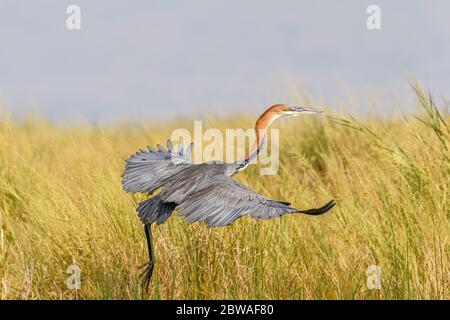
top-left (0, 0), bottom-right (449, 122)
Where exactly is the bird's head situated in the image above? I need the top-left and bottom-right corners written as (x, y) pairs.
top-left (269, 104), bottom-right (323, 117)
top-left (255, 104), bottom-right (324, 131)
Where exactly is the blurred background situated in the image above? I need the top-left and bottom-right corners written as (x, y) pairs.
top-left (0, 0), bottom-right (449, 122)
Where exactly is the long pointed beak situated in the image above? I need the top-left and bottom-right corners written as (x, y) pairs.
top-left (288, 106), bottom-right (324, 114)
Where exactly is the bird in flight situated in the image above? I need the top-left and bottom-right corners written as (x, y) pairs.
top-left (122, 104), bottom-right (335, 291)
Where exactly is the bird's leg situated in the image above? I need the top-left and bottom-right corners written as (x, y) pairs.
top-left (139, 223), bottom-right (155, 292)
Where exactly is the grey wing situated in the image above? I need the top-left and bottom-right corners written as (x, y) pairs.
top-left (122, 140), bottom-right (194, 193)
top-left (175, 175), bottom-right (301, 227)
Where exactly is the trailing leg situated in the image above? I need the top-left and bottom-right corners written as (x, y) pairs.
top-left (139, 223), bottom-right (154, 292)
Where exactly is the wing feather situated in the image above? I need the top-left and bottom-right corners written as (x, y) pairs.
top-left (175, 175), bottom-right (299, 227)
top-left (122, 140), bottom-right (194, 193)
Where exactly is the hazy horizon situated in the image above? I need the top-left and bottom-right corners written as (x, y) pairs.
top-left (1, 1), bottom-right (449, 122)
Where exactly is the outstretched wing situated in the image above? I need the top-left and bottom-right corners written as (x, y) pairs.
top-left (122, 140), bottom-right (194, 193)
top-left (175, 175), bottom-right (335, 227)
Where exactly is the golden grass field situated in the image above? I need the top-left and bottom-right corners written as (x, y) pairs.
top-left (0, 81), bottom-right (448, 299)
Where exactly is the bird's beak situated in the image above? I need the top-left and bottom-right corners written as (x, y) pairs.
top-left (288, 106), bottom-right (324, 114)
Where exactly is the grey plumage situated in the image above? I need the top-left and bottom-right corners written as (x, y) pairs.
top-left (122, 139), bottom-right (334, 228)
top-left (122, 139), bottom-right (192, 194)
top-left (123, 104), bottom-right (335, 291)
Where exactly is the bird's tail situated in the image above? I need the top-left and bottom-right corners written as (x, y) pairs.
top-left (297, 200), bottom-right (336, 215)
top-left (137, 195), bottom-right (176, 225)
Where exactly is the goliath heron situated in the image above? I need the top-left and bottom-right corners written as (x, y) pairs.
top-left (122, 104), bottom-right (335, 291)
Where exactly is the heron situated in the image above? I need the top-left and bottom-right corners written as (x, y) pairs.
top-left (122, 104), bottom-right (335, 291)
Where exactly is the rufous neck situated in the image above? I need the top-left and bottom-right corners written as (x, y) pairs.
top-left (242, 111), bottom-right (280, 165)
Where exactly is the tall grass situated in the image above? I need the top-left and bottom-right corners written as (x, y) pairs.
top-left (0, 82), bottom-right (448, 299)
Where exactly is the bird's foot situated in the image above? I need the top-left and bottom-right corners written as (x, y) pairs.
top-left (138, 260), bottom-right (154, 292)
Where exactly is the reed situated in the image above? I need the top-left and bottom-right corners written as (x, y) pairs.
top-left (0, 81), bottom-right (448, 299)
